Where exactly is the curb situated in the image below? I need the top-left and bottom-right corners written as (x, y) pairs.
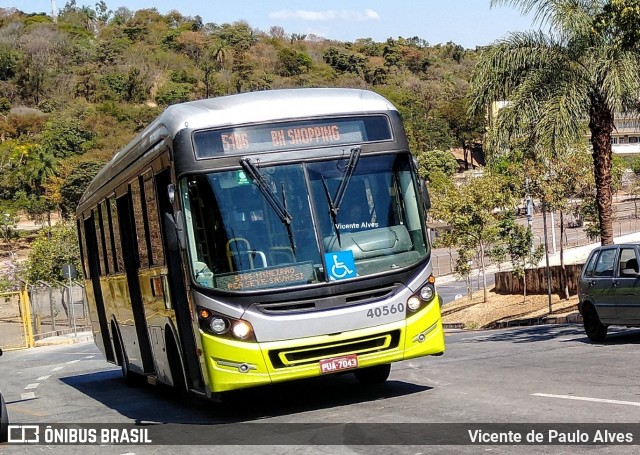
top-left (445, 312), bottom-right (583, 331)
top-left (34, 332), bottom-right (93, 347)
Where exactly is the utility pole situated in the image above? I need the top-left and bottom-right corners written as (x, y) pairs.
top-left (51, 0), bottom-right (58, 23)
top-left (525, 177), bottom-right (534, 253)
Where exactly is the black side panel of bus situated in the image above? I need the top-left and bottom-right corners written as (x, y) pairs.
top-left (155, 169), bottom-right (202, 389)
top-left (84, 217), bottom-right (115, 363)
top-left (117, 193), bottom-right (155, 374)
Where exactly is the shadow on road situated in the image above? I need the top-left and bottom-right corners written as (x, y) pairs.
top-left (456, 324), bottom-right (640, 345)
top-left (60, 368), bottom-right (431, 424)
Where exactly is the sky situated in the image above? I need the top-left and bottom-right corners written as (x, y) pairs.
top-left (12, 0), bottom-right (537, 49)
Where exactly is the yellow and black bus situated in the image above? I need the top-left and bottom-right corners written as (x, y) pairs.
top-left (76, 88), bottom-right (445, 398)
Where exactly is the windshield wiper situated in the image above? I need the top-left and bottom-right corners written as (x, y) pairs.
top-left (333, 147), bottom-right (361, 215)
top-left (321, 176), bottom-right (341, 247)
top-left (321, 147), bottom-right (362, 248)
top-left (239, 158), bottom-right (296, 255)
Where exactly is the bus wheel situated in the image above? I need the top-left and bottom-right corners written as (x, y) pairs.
top-left (112, 323), bottom-right (137, 386)
top-left (354, 364), bottom-right (391, 386)
top-left (166, 332), bottom-right (187, 395)
top-left (0, 392), bottom-right (8, 443)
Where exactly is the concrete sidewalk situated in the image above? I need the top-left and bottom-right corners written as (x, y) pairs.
top-left (34, 331), bottom-right (93, 347)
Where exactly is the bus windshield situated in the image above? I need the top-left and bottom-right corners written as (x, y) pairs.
top-left (180, 153), bottom-right (428, 292)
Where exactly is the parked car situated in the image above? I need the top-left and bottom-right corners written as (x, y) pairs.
top-left (578, 243), bottom-right (640, 341)
top-left (0, 348), bottom-right (7, 443)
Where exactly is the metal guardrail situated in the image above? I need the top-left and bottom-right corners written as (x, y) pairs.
top-left (28, 282), bottom-right (91, 341)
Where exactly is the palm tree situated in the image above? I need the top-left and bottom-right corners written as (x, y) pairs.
top-left (471, 0), bottom-right (640, 245)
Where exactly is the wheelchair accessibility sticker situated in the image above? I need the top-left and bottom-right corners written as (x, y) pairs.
top-left (325, 251), bottom-right (357, 281)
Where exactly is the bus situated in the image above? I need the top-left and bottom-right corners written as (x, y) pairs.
top-left (75, 88), bottom-right (445, 398)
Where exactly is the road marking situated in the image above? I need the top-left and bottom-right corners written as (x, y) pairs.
top-left (84, 355), bottom-right (95, 359)
top-left (24, 383), bottom-right (39, 390)
top-left (37, 375), bottom-right (51, 381)
top-left (51, 366), bottom-right (64, 371)
top-left (20, 392), bottom-right (36, 400)
top-left (533, 393), bottom-right (640, 407)
top-left (66, 359), bottom-right (81, 364)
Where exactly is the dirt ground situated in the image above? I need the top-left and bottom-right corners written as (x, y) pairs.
top-left (441, 286), bottom-right (580, 330)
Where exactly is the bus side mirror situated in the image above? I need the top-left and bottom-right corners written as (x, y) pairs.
top-left (421, 180), bottom-right (431, 211)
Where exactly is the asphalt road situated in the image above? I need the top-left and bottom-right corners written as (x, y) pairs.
top-left (437, 273), bottom-right (496, 304)
top-left (2, 324), bottom-right (640, 454)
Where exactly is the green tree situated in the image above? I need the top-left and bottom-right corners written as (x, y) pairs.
top-left (276, 48), bottom-right (312, 77)
top-left (40, 117), bottom-right (95, 158)
top-left (58, 159), bottom-right (104, 217)
top-left (156, 81), bottom-right (192, 106)
top-left (496, 212), bottom-right (544, 302)
top-left (431, 172), bottom-right (517, 302)
top-left (438, 98), bottom-right (485, 170)
top-left (471, 0), bottom-right (640, 245)
top-left (417, 149), bottom-right (459, 181)
top-left (27, 221), bottom-right (81, 283)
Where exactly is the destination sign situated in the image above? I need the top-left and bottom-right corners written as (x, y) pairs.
top-left (215, 262), bottom-right (315, 291)
top-left (194, 115), bottom-right (392, 158)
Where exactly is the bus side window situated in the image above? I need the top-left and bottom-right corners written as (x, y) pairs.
top-left (100, 202), bottom-right (115, 275)
top-left (77, 219), bottom-right (89, 279)
top-left (143, 173), bottom-right (165, 267)
top-left (95, 205), bottom-right (109, 276)
top-left (131, 178), bottom-right (150, 268)
top-left (108, 196), bottom-right (125, 273)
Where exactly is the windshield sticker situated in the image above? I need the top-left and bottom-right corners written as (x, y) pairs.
top-left (325, 251), bottom-right (357, 281)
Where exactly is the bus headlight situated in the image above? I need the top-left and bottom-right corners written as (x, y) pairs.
top-left (420, 284), bottom-right (435, 302)
top-left (209, 317), bottom-right (228, 335)
top-left (406, 278), bottom-right (437, 314)
top-left (232, 320), bottom-right (253, 340)
top-left (407, 296), bottom-right (421, 311)
top-left (197, 306), bottom-right (255, 341)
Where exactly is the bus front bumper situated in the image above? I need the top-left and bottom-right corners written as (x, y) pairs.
top-left (199, 299), bottom-right (444, 394)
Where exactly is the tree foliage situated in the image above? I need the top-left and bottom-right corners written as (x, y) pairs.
top-left (26, 221), bottom-right (81, 283)
top-left (417, 149), bottom-right (459, 181)
top-left (0, 5), bottom-right (480, 221)
top-left (472, 0), bottom-right (640, 245)
top-left (431, 171), bottom-right (517, 302)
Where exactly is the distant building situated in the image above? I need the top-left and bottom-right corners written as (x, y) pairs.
top-left (612, 114), bottom-right (640, 154)
top-left (488, 102), bottom-right (640, 155)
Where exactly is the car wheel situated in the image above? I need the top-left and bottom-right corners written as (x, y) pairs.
top-left (583, 304), bottom-right (607, 342)
top-left (354, 364), bottom-right (391, 386)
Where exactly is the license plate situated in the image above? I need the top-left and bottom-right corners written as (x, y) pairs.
top-left (319, 354), bottom-right (358, 374)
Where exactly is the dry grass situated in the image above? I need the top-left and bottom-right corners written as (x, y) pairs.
top-left (441, 286), bottom-right (579, 329)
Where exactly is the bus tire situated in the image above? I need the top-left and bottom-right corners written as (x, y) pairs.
top-left (354, 363), bottom-right (391, 386)
top-left (165, 330), bottom-right (187, 395)
top-left (112, 322), bottom-right (139, 386)
top-left (0, 392), bottom-right (8, 443)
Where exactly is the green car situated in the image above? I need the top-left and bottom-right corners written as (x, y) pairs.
top-left (578, 244), bottom-right (640, 341)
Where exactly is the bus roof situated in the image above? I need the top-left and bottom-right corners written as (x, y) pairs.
top-left (160, 88), bottom-right (396, 132)
top-left (77, 88), bottom-right (397, 215)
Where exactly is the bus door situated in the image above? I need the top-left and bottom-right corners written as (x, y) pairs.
top-left (155, 168), bottom-right (202, 391)
top-left (116, 192), bottom-right (155, 374)
top-left (83, 215), bottom-right (115, 362)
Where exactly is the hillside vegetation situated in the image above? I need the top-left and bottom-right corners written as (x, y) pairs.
top-left (0, 4), bottom-right (483, 220)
